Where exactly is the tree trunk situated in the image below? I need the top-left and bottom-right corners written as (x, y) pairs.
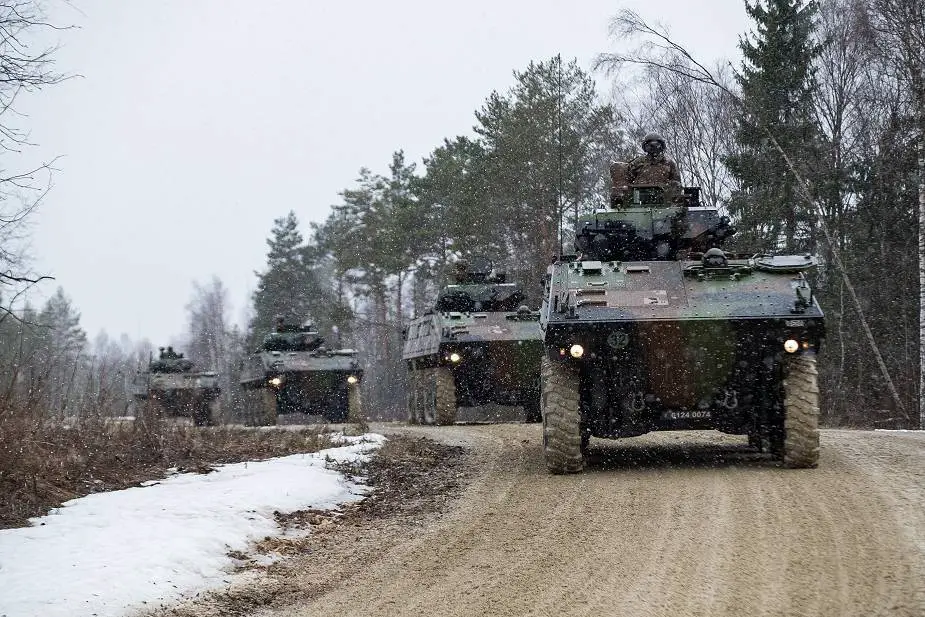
top-left (918, 123), bottom-right (925, 428)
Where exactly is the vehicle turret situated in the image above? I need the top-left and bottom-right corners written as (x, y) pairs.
top-left (574, 185), bottom-right (735, 262)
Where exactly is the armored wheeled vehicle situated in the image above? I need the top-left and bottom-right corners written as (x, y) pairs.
top-left (539, 184), bottom-right (824, 473)
top-left (130, 347), bottom-right (221, 426)
top-left (239, 320), bottom-right (363, 425)
top-left (403, 258), bottom-right (543, 425)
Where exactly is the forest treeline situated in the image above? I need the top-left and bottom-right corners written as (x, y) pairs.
top-left (4, 0), bottom-right (924, 426)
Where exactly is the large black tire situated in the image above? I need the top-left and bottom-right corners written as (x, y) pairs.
top-left (243, 388), bottom-right (278, 426)
top-left (523, 390), bottom-right (542, 423)
top-left (192, 400), bottom-right (212, 427)
top-left (782, 353), bottom-right (820, 468)
top-left (407, 368), bottom-right (420, 425)
top-left (348, 386), bottom-right (362, 423)
top-left (137, 397), bottom-right (163, 431)
top-left (434, 366), bottom-right (457, 426)
top-left (421, 368), bottom-right (436, 425)
top-left (210, 399), bottom-right (222, 425)
top-left (260, 389), bottom-right (279, 426)
top-left (541, 356), bottom-right (583, 474)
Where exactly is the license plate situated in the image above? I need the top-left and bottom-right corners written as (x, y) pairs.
top-left (661, 410), bottom-right (711, 421)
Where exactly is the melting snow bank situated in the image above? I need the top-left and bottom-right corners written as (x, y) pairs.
top-left (874, 429), bottom-right (925, 433)
top-left (0, 433), bottom-right (385, 617)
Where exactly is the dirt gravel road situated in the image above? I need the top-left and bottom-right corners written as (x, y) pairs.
top-left (198, 425), bottom-right (925, 617)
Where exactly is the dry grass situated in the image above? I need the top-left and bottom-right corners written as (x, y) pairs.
top-left (151, 435), bottom-right (469, 617)
top-left (0, 406), bottom-right (338, 529)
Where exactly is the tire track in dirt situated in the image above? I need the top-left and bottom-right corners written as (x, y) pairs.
top-left (247, 425), bottom-right (925, 617)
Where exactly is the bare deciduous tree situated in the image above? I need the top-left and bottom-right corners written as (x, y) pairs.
top-left (596, 7), bottom-right (909, 421)
top-left (0, 1), bottom-right (71, 322)
top-left (614, 60), bottom-right (740, 211)
top-left (864, 0), bottom-right (925, 426)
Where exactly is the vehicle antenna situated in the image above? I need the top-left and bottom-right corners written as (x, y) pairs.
top-left (556, 53), bottom-right (564, 260)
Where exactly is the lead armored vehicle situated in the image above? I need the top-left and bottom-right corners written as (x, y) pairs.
top-left (403, 258), bottom-right (543, 425)
top-left (239, 320), bottom-right (363, 425)
top-left (130, 347), bottom-right (221, 426)
top-left (539, 184), bottom-right (824, 473)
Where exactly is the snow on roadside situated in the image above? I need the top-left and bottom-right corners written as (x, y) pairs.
top-left (0, 433), bottom-right (385, 617)
top-left (873, 429), bottom-right (925, 433)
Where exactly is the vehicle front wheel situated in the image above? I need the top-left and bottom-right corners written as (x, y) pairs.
top-left (434, 366), bottom-right (457, 426)
top-left (782, 353), bottom-right (820, 468)
top-left (541, 356), bottom-right (583, 474)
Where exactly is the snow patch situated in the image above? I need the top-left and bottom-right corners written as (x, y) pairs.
top-left (0, 433), bottom-right (385, 617)
top-left (874, 429), bottom-right (925, 433)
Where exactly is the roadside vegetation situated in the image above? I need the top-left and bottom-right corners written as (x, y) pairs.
top-left (0, 405), bottom-right (337, 529)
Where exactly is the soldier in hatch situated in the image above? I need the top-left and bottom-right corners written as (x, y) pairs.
top-left (610, 133), bottom-right (682, 206)
top-left (453, 259), bottom-right (470, 284)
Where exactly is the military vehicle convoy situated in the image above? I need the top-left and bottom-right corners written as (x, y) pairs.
top-left (130, 347), bottom-right (221, 426)
top-left (539, 184), bottom-right (825, 473)
top-left (402, 258), bottom-right (543, 425)
top-left (239, 320), bottom-right (363, 425)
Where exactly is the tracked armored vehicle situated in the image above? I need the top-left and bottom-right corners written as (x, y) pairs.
top-left (539, 184), bottom-right (824, 473)
top-left (239, 321), bottom-right (363, 425)
top-left (130, 347), bottom-right (221, 426)
top-left (403, 258), bottom-right (543, 425)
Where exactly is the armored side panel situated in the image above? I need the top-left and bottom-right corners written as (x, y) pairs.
top-left (402, 280), bottom-right (544, 424)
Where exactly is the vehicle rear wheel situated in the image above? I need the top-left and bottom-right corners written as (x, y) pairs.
top-left (541, 356), bottom-right (583, 474)
top-left (434, 366), bottom-right (457, 425)
top-left (782, 353), bottom-right (819, 468)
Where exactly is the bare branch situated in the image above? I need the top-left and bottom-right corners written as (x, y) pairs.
top-left (595, 8), bottom-right (909, 418)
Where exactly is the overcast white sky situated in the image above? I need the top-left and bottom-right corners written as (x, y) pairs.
top-left (19, 0), bottom-right (749, 346)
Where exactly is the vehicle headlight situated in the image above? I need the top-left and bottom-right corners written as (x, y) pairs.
top-left (347, 374), bottom-right (358, 385)
top-left (783, 339), bottom-right (799, 354)
top-left (269, 376), bottom-right (283, 387)
top-left (449, 352), bottom-right (462, 363)
top-left (569, 344), bottom-right (585, 359)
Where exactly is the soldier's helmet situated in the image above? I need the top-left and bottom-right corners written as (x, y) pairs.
top-left (703, 247), bottom-right (728, 268)
top-left (453, 259), bottom-right (470, 282)
top-left (642, 133), bottom-right (666, 156)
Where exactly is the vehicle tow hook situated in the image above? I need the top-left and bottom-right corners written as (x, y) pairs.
top-left (722, 389), bottom-right (738, 410)
top-left (631, 391), bottom-right (646, 412)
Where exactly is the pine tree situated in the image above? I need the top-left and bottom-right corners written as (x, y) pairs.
top-left (32, 287), bottom-right (87, 414)
top-left (416, 136), bottom-right (492, 281)
top-left (472, 56), bottom-right (622, 288)
top-left (250, 212), bottom-right (333, 345)
top-left (726, 0), bottom-right (822, 252)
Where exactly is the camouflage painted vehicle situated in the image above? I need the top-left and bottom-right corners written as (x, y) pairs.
top-left (130, 347), bottom-right (221, 426)
top-left (239, 321), bottom-right (363, 425)
top-left (402, 258), bottom-right (543, 425)
top-left (539, 185), bottom-right (825, 473)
